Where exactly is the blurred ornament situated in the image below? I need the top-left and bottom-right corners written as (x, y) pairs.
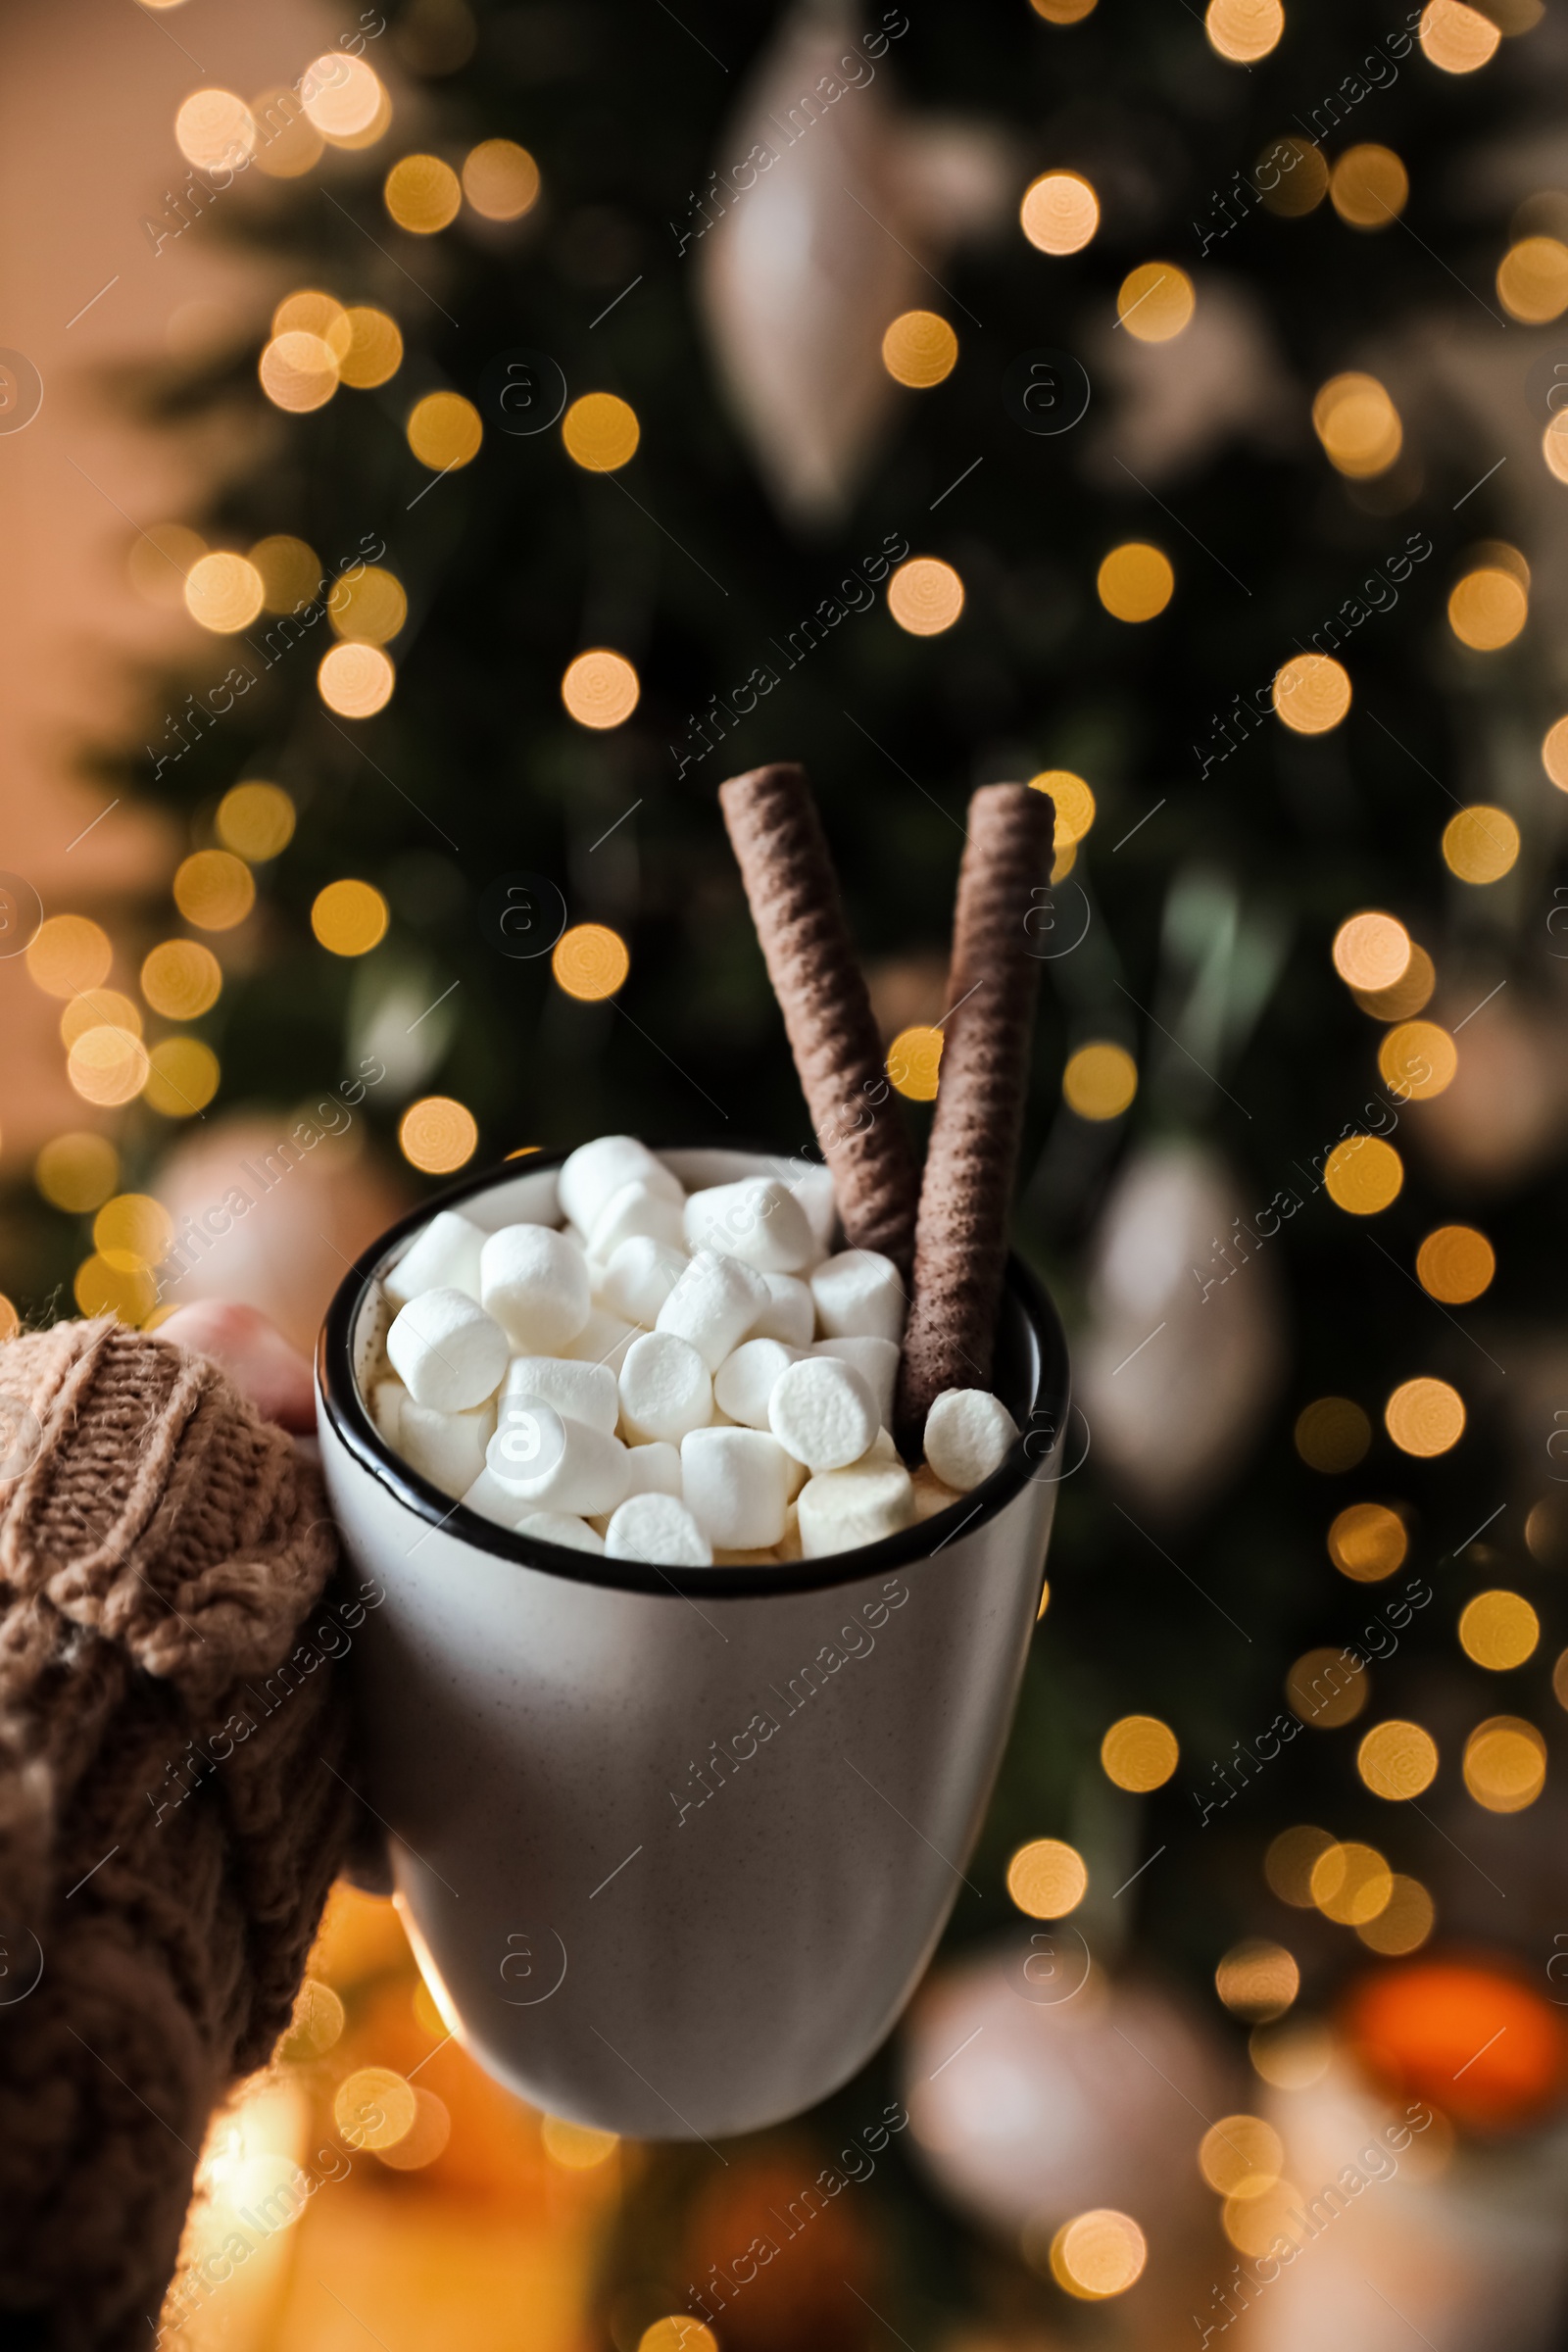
top-left (1411, 983), bottom-right (1568, 1191)
top-left (1091, 276), bottom-right (1298, 485)
top-left (680, 2148), bottom-right (880, 2352)
top-left (902, 1941), bottom-right (1235, 2255)
top-left (155, 1113), bottom-right (408, 1354)
top-left (1077, 1138), bottom-right (1287, 1519)
top-left (699, 0), bottom-right (1010, 524)
top-left (1246, 2049), bottom-right (1568, 2352)
top-left (1343, 1955), bottom-right (1568, 2132)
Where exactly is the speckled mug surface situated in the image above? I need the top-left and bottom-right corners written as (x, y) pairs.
top-left (317, 1146), bottom-right (1070, 2139)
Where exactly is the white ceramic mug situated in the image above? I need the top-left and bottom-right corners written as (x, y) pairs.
top-left (317, 1146), bottom-right (1070, 2140)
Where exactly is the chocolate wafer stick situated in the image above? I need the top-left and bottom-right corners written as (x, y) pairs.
top-left (720, 762), bottom-right (920, 1272)
top-left (896, 782), bottom-right (1054, 1439)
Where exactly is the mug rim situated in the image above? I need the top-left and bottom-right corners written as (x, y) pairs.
top-left (317, 1143), bottom-right (1071, 1600)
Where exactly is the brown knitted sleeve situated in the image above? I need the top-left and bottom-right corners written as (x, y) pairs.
top-left (0, 1317), bottom-right (356, 2352)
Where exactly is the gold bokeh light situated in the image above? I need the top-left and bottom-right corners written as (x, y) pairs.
top-left (881, 310), bottom-right (959, 386)
top-left (173, 850), bottom-right (254, 931)
top-left (1214, 1942), bottom-right (1298, 2023)
top-left (27, 915), bottom-right (112, 1000)
top-left (1458, 1590), bottom-right (1540, 1671)
top-left (1313, 373), bottom-right (1402, 477)
top-left (1205, 0), bottom-right (1284, 63)
top-left (260, 331), bottom-right (339, 415)
top-left (338, 308), bottom-right (404, 390)
top-left (1020, 172), bottom-right (1100, 255)
top-left (35, 1133), bottom-right (120, 1214)
top-left (1324, 1135), bottom-right (1402, 1215)
top-left (1048, 2210), bottom-right (1147, 2299)
top-left (1497, 235), bottom-right (1568, 319)
top-left (1463, 1717), bottom-right (1545, 1812)
top-left (1331, 145), bottom-right (1409, 228)
top-left (464, 139), bottom-right (541, 220)
top-left (1417, 1224), bottom-right (1494, 1303)
top-left (1275, 652), bottom-right (1351, 734)
top-left (1357, 1719), bottom-right (1439, 1799)
top-left (1006, 1837), bottom-right (1088, 1918)
top-left (1063, 1042), bottom-right (1137, 1119)
top-left (562, 392), bottom-right (640, 472)
top-left (1098, 543), bottom-right (1173, 621)
top-left (1328, 1501), bottom-right (1407, 1584)
top-left (888, 557), bottom-right (965, 635)
top-left (384, 153), bottom-right (462, 233)
top-left (144, 1037), bottom-right (220, 1117)
top-left (1378, 1019), bottom-right (1456, 1101)
top-left (1385, 1376), bottom-right (1465, 1457)
top-left (184, 553), bottom-right (265, 633)
top-left (328, 567), bottom-right (408, 646)
top-left (1448, 567), bottom-right (1527, 650)
top-left (1419, 0), bottom-right (1500, 70)
top-left (887, 1025), bottom-right (944, 1102)
top-left (318, 643), bottom-right (395, 718)
top-left (1442, 805), bottom-right (1520, 882)
top-left (399, 1097), bottom-right (478, 1174)
top-left (1101, 1715), bottom-right (1179, 1791)
top-left (561, 650), bottom-right (640, 728)
top-left (312, 880), bottom-right (389, 956)
top-left (552, 923), bottom-right (630, 1003)
top-left (1332, 909), bottom-right (1410, 991)
top-left (1265, 1824), bottom-right (1337, 1905)
top-left (1295, 1396), bottom-right (1371, 1472)
top-left (407, 391), bottom-right (482, 471)
top-left (1116, 263), bottom-right (1195, 341)
top-left (218, 781), bottom-right (296, 861)
top-left (141, 939), bottom-right (221, 1020)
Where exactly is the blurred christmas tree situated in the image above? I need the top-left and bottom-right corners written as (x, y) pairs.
top-left (21, 0), bottom-right (1568, 2337)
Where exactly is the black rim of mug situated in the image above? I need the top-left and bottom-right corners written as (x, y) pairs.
top-left (317, 1143), bottom-right (1072, 1599)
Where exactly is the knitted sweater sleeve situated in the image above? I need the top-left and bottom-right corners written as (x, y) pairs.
top-left (0, 1316), bottom-right (355, 2352)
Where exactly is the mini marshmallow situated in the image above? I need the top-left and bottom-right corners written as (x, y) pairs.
top-left (767, 1354), bottom-right (878, 1472)
top-left (487, 1396), bottom-right (630, 1515)
top-left (910, 1462), bottom-right (962, 1522)
top-left (797, 1458), bottom-right (915, 1557)
top-left (565, 1307), bottom-right (641, 1377)
top-left (370, 1378), bottom-right (408, 1447)
top-left (924, 1388), bottom-right (1020, 1493)
top-left (657, 1249), bottom-right (769, 1371)
top-left (753, 1271), bottom-right (814, 1348)
top-left (481, 1224), bottom-right (591, 1352)
top-left (387, 1287), bottom-right (510, 1412)
top-left (681, 1426), bottom-right (793, 1549)
top-left (384, 1208), bottom-right (486, 1308)
top-left (515, 1510), bottom-right (606, 1555)
top-left (559, 1136), bottom-right (682, 1235)
top-left (461, 1468), bottom-right (528, 1530)
top-left (619, 1332), bottom-right (712, 1444)
top-left (683, 1177), bottom-right (816, 1274)
top-left (624, 1440), bottom-right (683, 1498)
top-left (790, 1163), bottom-right (838, 1256)
top-left (714, 1337), bottom-right (802, 1430)
top-left (589, 1179), bottom-right (688, 1260)
top-left (811, 1335), bottom-right (899, 1430)
top-left (503, 1354), bottom-right (619, 1436)
top-left (399, 1396), bottom-right (496, 1499)
top-left (605, 1492), bottom-right (712, 1566)
top-left (601, 1236), bottom-right (688, 1329)
top-left (809, 1249), bottom-right (906, 1345)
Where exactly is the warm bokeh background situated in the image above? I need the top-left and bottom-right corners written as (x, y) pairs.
top-left (8, 0), bottom-right (1568, 2345)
